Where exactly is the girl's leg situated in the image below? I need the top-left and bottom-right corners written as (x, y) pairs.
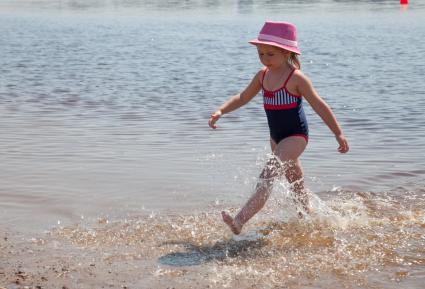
top-left (284, 159), bottom-right (310, 214)
top-left (222, 155), bottom-right (282, 234)
top-left (273, 137), bottom-right (310, 213)
top-left (222, 136), bottom-right (307, 234)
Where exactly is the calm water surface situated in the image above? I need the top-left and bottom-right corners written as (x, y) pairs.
top-left (0, 1), bottom-right (424, 288)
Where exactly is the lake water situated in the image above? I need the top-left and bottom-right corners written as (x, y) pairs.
top-left (1, 1), bottom-right (424, 288)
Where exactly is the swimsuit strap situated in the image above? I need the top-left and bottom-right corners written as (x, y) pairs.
top-left (283, 68), bottom-right (296, 89)
top-left (262, 68), bottom-right (296, 91)
top-left (261, 68), bottom-right (268, 88)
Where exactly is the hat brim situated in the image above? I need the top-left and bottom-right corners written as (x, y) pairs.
top-left (249, 39), bottom-right (301, 55)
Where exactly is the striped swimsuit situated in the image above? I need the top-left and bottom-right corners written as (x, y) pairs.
top-left (262, 68), bottom-right (309, 143)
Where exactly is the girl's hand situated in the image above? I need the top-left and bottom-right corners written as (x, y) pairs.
top-left (336, 134), bottom-right (349, 153)
top-left (208, 110), bottom-right (222, 129)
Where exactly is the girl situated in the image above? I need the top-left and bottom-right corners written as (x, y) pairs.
top-left (208, 21), bottom-right (349, 235)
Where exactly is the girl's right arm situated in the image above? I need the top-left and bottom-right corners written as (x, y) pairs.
top-left (208, 70), bottom-right (263, 129)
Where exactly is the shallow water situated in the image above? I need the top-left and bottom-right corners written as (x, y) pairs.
top-left (0, 0), bottom-right (425, 288)
top-left (2, 189), bottom-right (424, 288)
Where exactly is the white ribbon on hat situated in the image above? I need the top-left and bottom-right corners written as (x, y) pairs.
top-left (258, 33), bottom-right (298, 47)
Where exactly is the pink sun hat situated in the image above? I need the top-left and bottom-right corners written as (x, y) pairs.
top-left (249, 21), bottom-right (301, 55)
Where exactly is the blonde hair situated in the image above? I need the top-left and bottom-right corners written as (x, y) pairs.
top-left (288, 52), bottom-right (301, 69)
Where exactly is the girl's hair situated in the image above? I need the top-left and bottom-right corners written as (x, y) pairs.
top-left (288, 52), bottom-right (301, 69)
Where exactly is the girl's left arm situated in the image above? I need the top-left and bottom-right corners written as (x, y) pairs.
top-left (296, 72), bottom-right (349, 153)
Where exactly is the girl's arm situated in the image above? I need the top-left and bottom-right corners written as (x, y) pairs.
top-left (208, 70), bottom-right (263, 129)
top-left (296, 71), bottom-right (349, 153)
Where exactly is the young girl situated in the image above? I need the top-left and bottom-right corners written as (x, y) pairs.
top-left (208, 21), bottom-right (349, 235)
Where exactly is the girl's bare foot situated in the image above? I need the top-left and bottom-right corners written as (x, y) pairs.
top-left (221, 211), bottom-right (242, 235)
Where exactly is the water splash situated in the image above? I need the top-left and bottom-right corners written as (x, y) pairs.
top-left (1, 190), bottom-right (424, 288)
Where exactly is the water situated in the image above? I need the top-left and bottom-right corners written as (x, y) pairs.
top-left (0, 1), bottom-right (424, 288)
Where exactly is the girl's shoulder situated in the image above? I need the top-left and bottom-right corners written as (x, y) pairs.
top-left (255, 67), bottom-right (268, 85)
top-left (292, 68), bottom-right (307, 80)
top-left (258, 67), bottom-right (267, 75)
top-left (291, 69), bottom-right (312, 87)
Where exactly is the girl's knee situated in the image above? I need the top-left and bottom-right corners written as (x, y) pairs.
top-left (284, 161), bottom-right (303, 183)
top-left (260, 155), bottom-right (283, 180)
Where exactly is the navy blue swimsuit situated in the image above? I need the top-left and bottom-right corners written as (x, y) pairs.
top-left (262, 68), bottom-right (309, 143)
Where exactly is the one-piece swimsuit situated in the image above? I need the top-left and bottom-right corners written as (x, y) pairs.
top-left (262, 68), bottom-right (309, 143)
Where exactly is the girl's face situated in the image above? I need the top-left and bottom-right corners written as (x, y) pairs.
top-left (256, 44), bottom-right (289, 69)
